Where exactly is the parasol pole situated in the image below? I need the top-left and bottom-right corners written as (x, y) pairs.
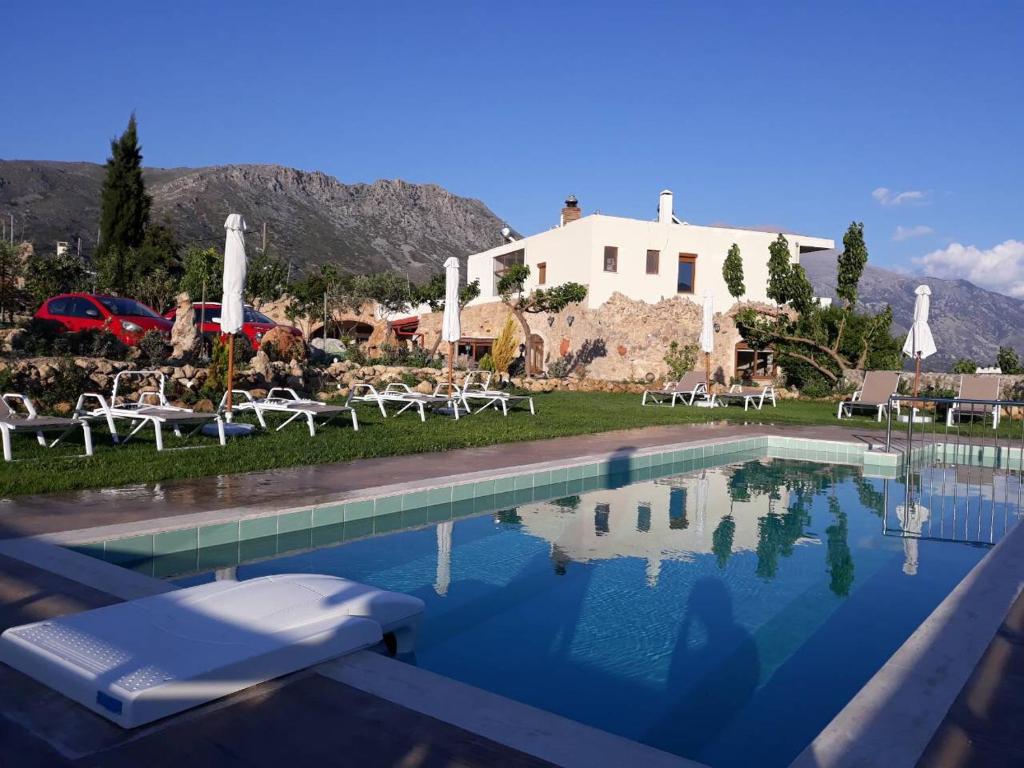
top-left (913, 352), bottom-right (922, 398)
top-left (448, 340), bottom-right (455, 394)
top-left (705, 351), bottom-right (711, 395)
top-left (226, 333), bottom-right (235, 421)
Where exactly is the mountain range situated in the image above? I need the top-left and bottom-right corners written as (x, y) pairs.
top-left (801, 250), bottom-right (1024, 371)
top-left (0, 160), bottom-right (508, 281)
top-left (1, 159), bottom-right (1020, 368)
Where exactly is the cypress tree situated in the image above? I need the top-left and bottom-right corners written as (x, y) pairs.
top-left (97, 114), bottom-right (151, 261)
top-left (722, 242), bottom-right (745, 300)
top-left (766, 234), bottom-right (792, 305)
top-left (837, 221), bottom-right (868, 308)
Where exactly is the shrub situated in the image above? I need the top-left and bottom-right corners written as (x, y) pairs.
top-left (997, 346), bottom-right (1021, 375)
top-left (490, 316), bottom-right (518, 376)
top-left (15, 318), bottom-right (65, 355)
top-left (952, 358), bottom-right (978, 374)
top-left (139, 330), bottom-right (167, 365)
top-left (478, 353), bottom-right (495, 372)
top-left (346, 344), bottom-right (368, 366)
top-left (86, 330), bottom-right (130, 360)
top-left (546, 355), bottom-right (571, 378)
top-left (664, 341), bottom-right (698, 380)
top-left (799, 377), bottom-right (832, 399)
top-left (400, 372), bottom-right (420, 388)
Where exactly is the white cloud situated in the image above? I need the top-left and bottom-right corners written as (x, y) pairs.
top-left (872, 187), bottom-right (929, 206)
top-left (913, 240), bottom-right (1024, 297)
top-left (893, 225), bottom-right (934, 242)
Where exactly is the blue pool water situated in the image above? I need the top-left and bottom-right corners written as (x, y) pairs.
top-left (173, 458), bottom-right (1019, 767)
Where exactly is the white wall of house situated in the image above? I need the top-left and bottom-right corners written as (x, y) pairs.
top-left (466, 208), bottom-right (833, 312)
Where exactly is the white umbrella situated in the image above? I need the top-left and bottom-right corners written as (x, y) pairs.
top-left (221, 214), bottom-right (247, 418)
top-left (902, 284), bottom-right (936, 396)
top-left (700, 290), bottom-right (715, 395)
top-left (441, 257), bottom-right (461, 394)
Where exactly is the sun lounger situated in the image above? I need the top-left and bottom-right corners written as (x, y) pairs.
top-left (77, 370), bottom-right (225, 450)
top-left (836, 371), bottom-right (901, 422)
top-left (714, 384), bottom-right (776, 411)
top-left (366, 382), bottom-right (464, 421)
top-left (460, 371), bottom-right (535, 416)
top-left (0, 574), bottom-right (424, 728)
top-left (344, 383), bottom-right (389, 418)
top-left (220, 388), bottom-right (358, 435)
top-left (946, 374), bottom-right (1001, 429)
top-left (642, 371), bottom-right (708, 407)
top-left (0, 394), bottom-right (93, 462)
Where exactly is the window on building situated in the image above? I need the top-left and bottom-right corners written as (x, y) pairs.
top-left (646, 249), bottom-right (660, 275)
top-left (493, 249), bottom-right (525, 290)
top-left (537, 262), bottom-right (547, 285)
top-left (735, 343), bottom-right (776, 381)
top-left (677, 253), bottom-right (697, 293)
top-left (604, 246), bottom-right (618, 273)
top-left (456, 338), bottom-right (494, 362)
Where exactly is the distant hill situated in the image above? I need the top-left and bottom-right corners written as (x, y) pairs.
top-left (0, 160), bottom-right (510, 281)
top-left (802, 250), bottom-right (1024, 371)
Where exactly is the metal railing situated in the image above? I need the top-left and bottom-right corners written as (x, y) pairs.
top-left (883, 395), bottom-right (1024, 547)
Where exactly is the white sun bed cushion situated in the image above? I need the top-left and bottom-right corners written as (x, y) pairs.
top-left (0, 574), bottom-right (424, 728)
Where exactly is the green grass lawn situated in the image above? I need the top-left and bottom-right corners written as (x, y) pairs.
top-left (0, 392), bottom-right (895, 497)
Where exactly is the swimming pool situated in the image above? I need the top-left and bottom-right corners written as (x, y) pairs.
top-left (90, 453), bottom-right (1010, 768)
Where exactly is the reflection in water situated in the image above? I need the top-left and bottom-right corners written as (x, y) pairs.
top-left (434, 521), bottom-right (453, 596)
top-left (826, 496), bottom-right (854, 595)
top-left (185, 456), bottom-right (1020, 768)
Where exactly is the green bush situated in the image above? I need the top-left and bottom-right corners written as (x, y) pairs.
top-left (478, 353), bottom-right (495, 372)
top-left (546, 355), bottom-right (571, 378)
top-left (952, 358), bottom-right (978, 374)
top-left (14, 321), bottom-right (131, 361)
top-left (139, 330), bottom-right (167, 365)
top-left (346, 344), bottom-right (368, 366)
top-left (15, 318), bottom-right (65, 355)
top-left (664, 341), bottom-right (698, 380)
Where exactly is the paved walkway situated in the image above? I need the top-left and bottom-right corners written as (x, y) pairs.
top-left (0, 422), bottom-right (883, 539)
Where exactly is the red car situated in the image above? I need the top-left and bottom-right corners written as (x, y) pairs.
top-left (34, 293), bottom-right (172, 345)
top-left (163, 302), bottom-right (302, 350)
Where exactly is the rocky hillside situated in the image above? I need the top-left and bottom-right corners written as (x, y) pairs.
top-left (802, 250), bottom-right (1024, 371)
top-left (0, 160), bottom-right (509, 280)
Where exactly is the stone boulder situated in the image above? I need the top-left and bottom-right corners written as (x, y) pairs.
top-left (170, 293), bottom-right (199, 359)
top-left (310, 337), bottom-right (347, 357)
top-left (261, 326), bottom-right (306, 361)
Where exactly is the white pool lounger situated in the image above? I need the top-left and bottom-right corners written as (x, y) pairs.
top-left (0, 574), bottom-right (424, 729)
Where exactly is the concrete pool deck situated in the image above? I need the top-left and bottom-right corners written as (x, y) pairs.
top-left (0, 421), bottom-right (1020, 768)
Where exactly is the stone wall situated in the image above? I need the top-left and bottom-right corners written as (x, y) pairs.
top-left (419, 293), bottom-right (766, 383)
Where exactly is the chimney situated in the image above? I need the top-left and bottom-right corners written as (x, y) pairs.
top-left (658, 190), bottom-right (673, 225)
top-left (560, 195), bottom-right (582, 226)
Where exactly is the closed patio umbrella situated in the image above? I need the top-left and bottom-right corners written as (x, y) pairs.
top-left (700, 290), bottom-right (715, 396)
top-left (441, 257), bottom-right (461, 394)
top-left (221, 214), bottom-right (247, 420)
top-left (902, 284), bottom-right (936, 396)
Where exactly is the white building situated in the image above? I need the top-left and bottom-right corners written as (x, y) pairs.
top-left (467, 190), bottom-right (834, 312)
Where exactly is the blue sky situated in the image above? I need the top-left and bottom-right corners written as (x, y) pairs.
top-left (3, 2), bottom-right (1022, 292)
